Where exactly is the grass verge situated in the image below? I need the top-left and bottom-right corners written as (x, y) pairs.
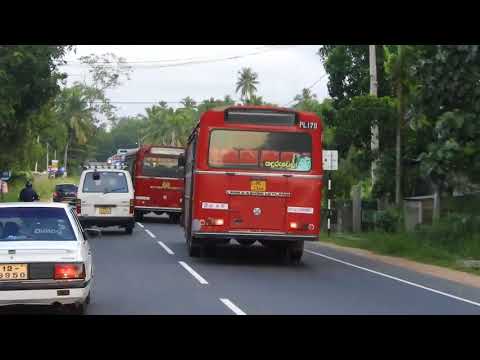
top-left (1, 175), bottom-right (80, 202)
top-left (319, 231), bottom-right (480, 276)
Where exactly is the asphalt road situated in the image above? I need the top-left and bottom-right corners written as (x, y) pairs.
top-left (4, 214), bottom-right (480, 315)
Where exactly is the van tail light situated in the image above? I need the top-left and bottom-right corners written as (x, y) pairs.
top-left (54, 263), bottom-right (85, 280)
top-left (130, 199), bottom-right (134, 214)
top-left (76, 199), bottom-right (81, 214)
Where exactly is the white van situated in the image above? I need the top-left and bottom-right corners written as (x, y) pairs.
top-left (77, 167), bottom-right (135, 234)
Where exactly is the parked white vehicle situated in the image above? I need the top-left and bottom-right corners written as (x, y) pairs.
top-left (0, 202), bottom-right (93, 314)
top-left (77, 166), bottom-right (135, 234)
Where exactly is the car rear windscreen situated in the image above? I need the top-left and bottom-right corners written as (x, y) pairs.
top-left (0, 208), bottom-right (76, 241)
top-left (209, 130), bottom-right (312, 172)
top-left (56, 184), bottom-right (77, 193)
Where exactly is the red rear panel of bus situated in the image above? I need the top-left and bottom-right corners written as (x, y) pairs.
top-left (131, 146), bottom-right (185, 213)
top-left (185, 106), bottom-right (323, 241)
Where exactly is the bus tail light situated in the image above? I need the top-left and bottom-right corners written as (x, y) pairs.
top-left (76, 199), bottom-right (81, 214)
top-left (206, 218), bottom-right (224, 226)
top-left (290, 222), bottom-right (315, 230)
top-left (54, 263), bottom-right (85, 280)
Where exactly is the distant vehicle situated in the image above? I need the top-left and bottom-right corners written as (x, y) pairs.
top-left (0, 202), bottom-right (93, 314)
top-left (181, 106), bottom-right (324, 263)
top-left (125, 145), bottom-right (185, 223)
top-left (53, 183), bottom-right (78, 205)
top-left (76, 166), bottom-right (135, 234)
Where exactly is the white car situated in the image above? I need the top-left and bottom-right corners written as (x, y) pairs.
top-left (0, 202), bottom-right (93, 314)
top-left (77, 166), bottom-right (135, 234)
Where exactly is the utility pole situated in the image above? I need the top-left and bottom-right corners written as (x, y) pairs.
top-left (46, 142), bottom-right (49, 173)
top-left (369, 45), bottom-right (379, 185)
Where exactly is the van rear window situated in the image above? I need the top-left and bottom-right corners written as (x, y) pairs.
top-left (82, 172), bottom-right (129, 193)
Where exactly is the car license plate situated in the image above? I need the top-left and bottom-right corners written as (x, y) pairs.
top-left (99, 207), bottom-right (111, 215)
top-left (0, 264), bottom-right (28, 281)
top-left (251, 180), bottom-right (266, 192)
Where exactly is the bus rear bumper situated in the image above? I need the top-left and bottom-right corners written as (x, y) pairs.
top-left (193, 232), bottom-right (318, 242)
top-left (135, 206), bottom-right (182, 213)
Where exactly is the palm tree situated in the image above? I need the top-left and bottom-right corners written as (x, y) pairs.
top-left (181, 96), bottom-right (196, 109)
top-left (236, 67), bottom-right (259, 103)
top-left (55, 85), bottom-right (94, 175)
top-left (294, 88), bottom-right (317, 104)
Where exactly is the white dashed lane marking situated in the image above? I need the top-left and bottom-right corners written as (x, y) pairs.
top-left (179, 261), bottom-right (208, 285)
top-left (145, 229), bottom-right (156, 238)
top-left (157, 241), bottom-right (175, 255)
top-left (220, 298), bottom-right (247, 315)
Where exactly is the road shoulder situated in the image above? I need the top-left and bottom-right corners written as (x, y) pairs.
top-left (310, 241), bottom-right (480, 289)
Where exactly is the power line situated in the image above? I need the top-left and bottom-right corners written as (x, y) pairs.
top-left (59, 45), bottom-right (299, 69)
top-left (63, 46), bottom-right (273, 64)
top-left (283, 73), bottom-right (329, 107)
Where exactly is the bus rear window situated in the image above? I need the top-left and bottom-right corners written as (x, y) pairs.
top-left (142, 156), bottom-right (183, 178)
top-left (208, 130), bottom-right (312, 172)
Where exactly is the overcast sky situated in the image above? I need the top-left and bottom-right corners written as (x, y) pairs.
top-left (61, 45), bottom-right (329, 117)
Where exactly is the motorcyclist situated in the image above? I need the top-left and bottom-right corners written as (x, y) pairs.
top-left (19, 181), bottom-right (40, 202)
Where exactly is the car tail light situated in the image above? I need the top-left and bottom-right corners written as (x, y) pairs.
top-left (206, 218), bottom-right (224, 226)
top-left (76, 199), bottom-right (81, 214)
top-left (53, 192), bottom-right (59, 198)
top-left (130, 199), bottom-right (134, 214)
top-left (54, 263), bottom-right (85, 280)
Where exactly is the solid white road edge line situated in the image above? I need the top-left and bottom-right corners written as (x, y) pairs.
top-left (136, 222), bottom-right (144, 228)
top-left (305, 249), bottom-right (480, 308)
top-left (145, 229), bottom-right (156, 238)
top-left (220, 298), bottom-right (247, 315)
top-left (157, 241), bottom-right (175, 255)
top-left (179, 261), bottom-right (208, 285)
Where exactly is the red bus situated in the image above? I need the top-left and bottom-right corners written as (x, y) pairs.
top-left (125, 145), bottom-right (185, 223)
top-left (180, 106), bottom-right (323, 263)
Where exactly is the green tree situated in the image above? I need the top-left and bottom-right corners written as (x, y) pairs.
top-left (0, 45), bottom-right (72, 170)
top-left (235, 67), bottom-right (259, 103)
top-left (55, 84), bottom-right (95, 174)
top-left (317, 45), bottom-right (392, 109)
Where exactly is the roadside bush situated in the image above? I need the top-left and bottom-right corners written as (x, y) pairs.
top-left (10, 171), bottom-right (33, 184)
top-left (414, 213), bottom-right (480, 256)
top-left (375, 207), bottom-right (403, 233)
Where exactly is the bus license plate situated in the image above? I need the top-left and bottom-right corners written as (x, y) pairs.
top-left (0, 264), bottom-right (28, 281)
top-left (251, 180), bottom-right (266, 192)
top-left (99, 207), bottom-right (111, 215)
